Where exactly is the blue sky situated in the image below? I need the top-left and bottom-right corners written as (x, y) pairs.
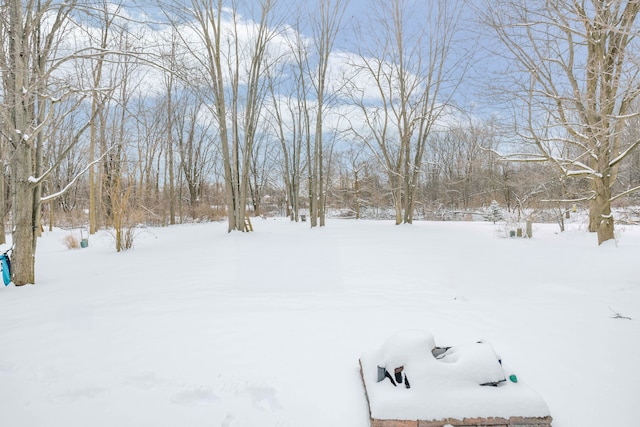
top-left (114, 0), bottom-right (501, 122)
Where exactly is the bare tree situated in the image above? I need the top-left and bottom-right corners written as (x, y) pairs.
top-left (348, 0), bottom-right (469, 224)
top-left (87, 0), bottom-right (121, 235)
top-left (284, 19), bottom-right (314, 222)
top-left (307, 0), bottom-right (348, 227)
top-left (168, 0), bottom-right (280, 232)
top-left (265, 61), bottom-right (305, 221)
top-left (0, 0), bottom-right (108, 284)
top-left (42, 102), bottom-right (90, 228)
top-left (341, 143), bottom-right (376, 219)
top-left (160, 30), bottom-right (177, 226)
top-left (478, 0), bottom-right (640, 244)
top-left (132, 96), bottom-right (164, 222)
top-left (174, 98), bottom-right (217, 219)
top-left (429, 118), bottom-right (510, 210)
top-left (617, 98), bottom-right (640, 203)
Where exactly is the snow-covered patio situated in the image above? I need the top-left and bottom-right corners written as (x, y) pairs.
top-left (360, 329), bottom-right (552, 426)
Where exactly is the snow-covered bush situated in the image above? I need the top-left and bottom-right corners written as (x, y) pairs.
top-left (484, 200), bottom-right (504, 224)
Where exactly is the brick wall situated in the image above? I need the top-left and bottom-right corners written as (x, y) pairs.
top-left (370, 415), bottom-right (553, 427)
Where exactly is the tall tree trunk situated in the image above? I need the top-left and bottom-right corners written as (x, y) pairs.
top-left (89, 101), bottom-right (98, 233)
top-left (593, 168), bottom-right (615, 244)
top-left (88, 2), bottom-right (111, 234)
top-left (310, 0), bottom-right (347, 227)
top-left (7, 0), bottom-right (36, 285)
top-left (12, 143), bottom-right (36, 285)
top-left (0, 146), bottom-right (6, 245)
top-left (167, 72), bottom-right (176, 225)
top-left (308, 135), bottom-right (317, 226)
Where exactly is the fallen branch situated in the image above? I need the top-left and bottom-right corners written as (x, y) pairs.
top-left (609, 307), bottom-right (632, 320)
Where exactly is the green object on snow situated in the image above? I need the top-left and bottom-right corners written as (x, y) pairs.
top-left (509, 374), bottom-right (518, 383)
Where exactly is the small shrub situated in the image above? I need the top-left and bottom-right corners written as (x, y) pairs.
top-left (122, 225), bottom-right (136, 251)
top-left (64, 234), bottom-right (79, 249)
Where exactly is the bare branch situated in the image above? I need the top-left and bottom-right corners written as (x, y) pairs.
top-left (40, 146), bottom-right (116, 203)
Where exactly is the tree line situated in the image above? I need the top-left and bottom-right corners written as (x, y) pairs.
top-left (2, 0), bottom-right (640, 285)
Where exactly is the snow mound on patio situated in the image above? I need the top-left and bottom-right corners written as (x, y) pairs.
top-left (360, 329), bottom-right (551, 421)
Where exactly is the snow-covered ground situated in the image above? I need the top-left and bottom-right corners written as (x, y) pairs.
top-left (0, 218), bottom-right (638, 427)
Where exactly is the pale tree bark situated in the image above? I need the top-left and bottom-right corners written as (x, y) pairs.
top-left (5, 0), bottom-right (37, 285)
top-left (349, 0), bottom-right (468, 224)
top-left (0, 11), bottom-right (7, 244)
top-left (478, 0), bottom-right (640, 245)
top-left (164, 57), bottom-right (176, 225)
top-left (0, 159), bottom-right (5, 245)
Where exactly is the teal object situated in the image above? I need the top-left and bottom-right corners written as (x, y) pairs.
top-left (1, 253), bottom-right (11, 286)
top-left (509, 374), bottom-right (518, 383)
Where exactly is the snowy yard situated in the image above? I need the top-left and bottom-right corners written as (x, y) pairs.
top-left (0, 218), bottom-right (638, 427)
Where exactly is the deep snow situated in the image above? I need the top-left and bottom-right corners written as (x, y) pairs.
top-left (0, 218), bottom-right (639, 426)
